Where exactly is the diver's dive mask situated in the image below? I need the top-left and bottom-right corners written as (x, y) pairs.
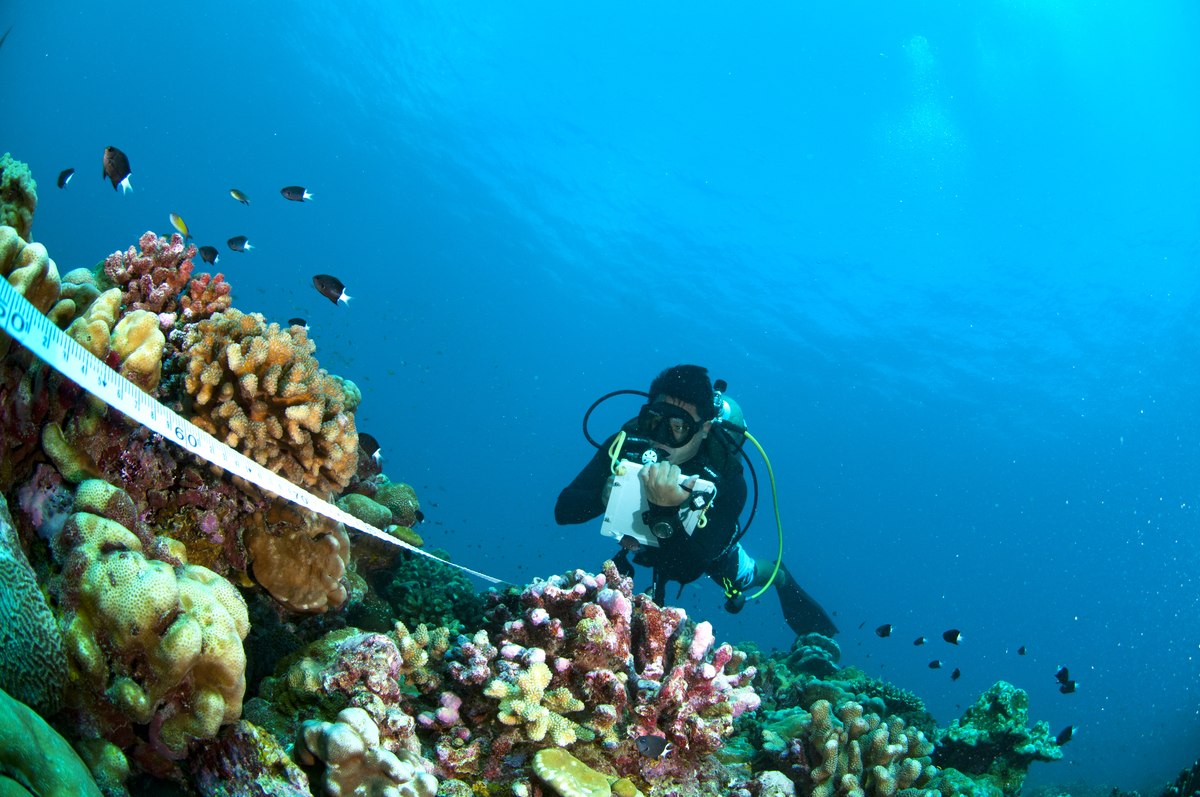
top-left (637, 402), bottom-right (706, 448)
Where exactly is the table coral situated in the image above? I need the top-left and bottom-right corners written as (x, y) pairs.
top-left (181, 308), bottom-right (358, 494)
top-left (296, 707), bottom-right (439, 797)
top-left (0, 686), bottom-right (103, 797)
top-left (244, 500), bottom-right (351, 613)
top-left (0, 153), bottom-right (37, 241)
top-left (51, 481), bottom-right (250, 759)
top-left (104, 231), bottom-right (195, 324)
top-left (0, 491), bottom-right (67, 715)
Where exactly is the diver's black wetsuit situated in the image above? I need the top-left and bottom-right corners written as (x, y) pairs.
top-left (555, 427), bottom-right (747, 600)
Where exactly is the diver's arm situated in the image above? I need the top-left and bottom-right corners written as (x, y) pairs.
top-left (555, 434), bottom-right (619, 525)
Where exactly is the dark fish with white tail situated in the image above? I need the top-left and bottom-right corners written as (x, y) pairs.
top-left (281, 185), bottom-right (312, 202)
top-left (57, 168), bottom-right (74, 189)
top-left (635, 734), bottom-right (672, 759)
top-left (199, 246), bottom-right (219, 265)
top-left (228, 236), bottom-right (254, 252)
top-left (359, 432), bottom-right (382, 463)
top-left (287, 317), bottom-right (307, 330)
top-left (313, 274), bottom-right (350, 305)
top-left (102, 146), bottom-right (132, 193)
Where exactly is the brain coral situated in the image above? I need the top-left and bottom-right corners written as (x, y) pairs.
top-left (181, 308), bottom-right (358, 494)
top-left (0, 153), bottom-right (37, 241)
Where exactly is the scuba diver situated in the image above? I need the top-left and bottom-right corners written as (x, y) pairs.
top-left (555, 364), bottom-right (838, 638)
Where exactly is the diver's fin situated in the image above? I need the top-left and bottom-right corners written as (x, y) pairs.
top-left (777, 566), bottom-right (839, 637)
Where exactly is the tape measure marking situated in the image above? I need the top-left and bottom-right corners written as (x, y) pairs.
top-left (0, 276), bottom-right (501, 584)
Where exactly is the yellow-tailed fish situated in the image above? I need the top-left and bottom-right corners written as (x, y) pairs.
top-left (230, 189), bottom-right (250, 205)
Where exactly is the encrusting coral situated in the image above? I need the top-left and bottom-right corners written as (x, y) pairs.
top-left (112, 309), bottom-right (166, 393)
top-left (243, 499), bottom-right (352, 613)
top-left (0, 225), bottom-right (68, 357)
top-left (296, 707), bottom-right (439, 797)
top-left (65, 287), bottom-right (123, 359)
top-left (52, 480), bottom-right (250, 759)
top-left (181, 308), bottom-right (359, 495)
top-left (0, 153), bottom-right (37, 241)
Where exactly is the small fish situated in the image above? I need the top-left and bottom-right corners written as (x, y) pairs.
top-left (359, 432), bottom-right (382, 463)
top-left (928, 660), bottom-right (942, 669)
top-left (635, 734), bottom-right (672, 760)
top-left (281, 185), bottom-right (313, 202)
top-left (169, 213), bottom-right (192, 242)
top-left (951, 668), bottom-right (961, 681)
top-left (102, 146), bottom-right (132, 193)
top-left (199, 246), bottom-right (219, 265)
top-left (875, 624), bottom-right (892, 638)
top-left (228, 236), bottom-right (254, 252)
top-left (913, 637), bottom-right (927, 646)
top-left (287, 317), bottom-right (308, 330)
top-left (0, 25), bottom-right (11, 53)
top-left (1018, 646), bottom-right (1027, 656)
top-left (57, 168), bottom-right (74, 189)
top-left (1055, 725), bottom-right (1074, 746)
top-left (618, 534), bottom-right (642, 552)
top-left (413, 510), bottom-right (425, 524)
top-left (313, 274), bottom-right (351, 305)
top-left (1054, 667), bottom-right (1071, 685)
top-left (943, 629), bottom-right (963, 645)
top-left (858, 621), bottom-right (866, 630)
top-left (1059, 680), bottom-right (1077, 694)
top-left (230, 189), bottom-right (250, 205)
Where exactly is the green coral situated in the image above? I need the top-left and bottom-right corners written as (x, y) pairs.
top-left (936, 680), bottom-right (1062, 795)
top-left (0, 686), bottom-right (103, 796)
top-left (383, 548), bottom-right (485, 634)
top-left (0, 153), bottom-right (37, 240)
top-left (484, 661), bottom-right (592, 746)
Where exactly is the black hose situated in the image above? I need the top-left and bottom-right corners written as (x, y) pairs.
top-left (583, 389), bottom-right (648, 448)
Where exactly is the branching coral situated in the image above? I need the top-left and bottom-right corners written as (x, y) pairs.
top-left (104, 231), bottom-right (195, 324)
top-left (181, 308), bottom-right (358, 494)
top-left (0, 153), bottom-right (37, 241)
top-left (296, 707), bottom-right (438, 797)
top-left (180, 272), bottom-right (232, 322)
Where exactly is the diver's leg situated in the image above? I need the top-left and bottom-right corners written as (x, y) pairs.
top-left (761, 559), bottom-right (839, 637)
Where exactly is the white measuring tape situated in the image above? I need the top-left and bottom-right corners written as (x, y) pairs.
top-left (0, 276), bottom-right (502, 584)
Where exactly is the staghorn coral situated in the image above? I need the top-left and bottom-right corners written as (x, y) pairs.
top-left (180, 272), bottom-right (232, 322)
top-left (0, 153), bottom-right (37, 240)
top-left (0, 225), bottom-right (69, 357)
top-left (0, 491), bottom-right (68, 715)
top-left (244, 500), bottom-right (351, 613)
top-left (181, 308), bottom-right (358, 494)
top-left (103, 231), bottom-right (195, 324)
top-left (296, 707), bottom-right (438, 797)
top-left (0, 686), bottom-right (104, 797)
top-left (52, 481), bottom-right (250, 759)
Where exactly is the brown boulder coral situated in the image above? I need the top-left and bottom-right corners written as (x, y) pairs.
top-left (0, 225), bottom-right (71, 357)
top-left (244, 500), bottom-right (351, 613)
top-left (181, 308), bottom-right (358, 495)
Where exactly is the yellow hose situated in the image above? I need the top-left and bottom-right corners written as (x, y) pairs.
top-left (743, 431), bottom-right (783, 599)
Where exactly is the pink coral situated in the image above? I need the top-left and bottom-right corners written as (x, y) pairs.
top-left (180, 272), bottom-right (232, 322)
top-left (104, 231), bottom-right (195, 323)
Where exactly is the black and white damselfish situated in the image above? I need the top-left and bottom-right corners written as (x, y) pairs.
top-left (57, 168), bottom-right (74, 189)
top-left (313, 274), bottom-right (351, 305)
top-left (102, 146), bottom-right (132, 193)
top-left (281, 185), bottom-right (313, 202)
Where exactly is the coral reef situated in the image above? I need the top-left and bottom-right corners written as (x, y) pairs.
top-left (244, 500), bottom-right (351, 613)
top-left (189, 721), bottom-right (310, 797)
top-left (52, 480), bottom-right (250, 759)
top-left (0, 225), bottom-right (66, 358)
top-left (180, 272), bottom-right (232, 322)
top-left (0, 491), bottom-right (67, 715)
top-left (296, 707), bottom-right (438, 797)
top-left (66, 287), bottom-right (123, 359)
top-left (0, 686), bottom-right (103, 796)
top-left (377, 479), bottom-right (420, 526)
top-left (382, 549), bottom-right (485, 634)
top-left (181, 308), bottom-right (359, 494)
top-left (103, 231), bottom-right (195, 326)
top-left (0, 153), bottom-right (37, 240)
top-left (936, 681), bottom-right (1062, 794)
top-left (112, 309), bottom-right (166, 392)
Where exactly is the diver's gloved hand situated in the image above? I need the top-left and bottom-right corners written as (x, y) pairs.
top-left (724, 591), bottom-right (746, 614)
top-left (639, 462), bottom-right (697, 507)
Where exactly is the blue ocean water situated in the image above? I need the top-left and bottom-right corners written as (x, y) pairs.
top-left (4, 0), bottom-right (1197, 789)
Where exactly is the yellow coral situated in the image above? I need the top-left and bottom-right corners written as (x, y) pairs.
top-left (54, 483), bottom-right (249, 756)
top-left (532, 749), bottom-right (611, 797)
top-left (0, 154), bottom-right (37, 241)
top-left (486, 662), bottom-right (588, 746)
top-left (111, 309), bottom-right (165, 392)
top-left (182, 309), bottom-right (358, 494)
top-left (65, 287), bottom-right (122, 359)
top-left (0, 225), bottom-right (68, 357)
top-left (243, 500), bottom-right (350, 613)
top-left (296, 707), bottom-right (438, 797)
top-left (57, 267), bottom-right (102, 326)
